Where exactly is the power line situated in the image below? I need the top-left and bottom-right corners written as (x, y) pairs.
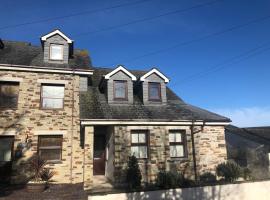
top-left (0, 0), bottom-right (153, 31)
top-left (74, 0), bottom-right (223, 37)
top-left (170, 41), bottom-right (270, 87)
top-left (106, 14), bottom-right (270, 65)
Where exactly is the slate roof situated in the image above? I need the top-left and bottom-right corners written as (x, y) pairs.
top-left (0, 40), bottom-right (92, 70)
top-left (225, 125), bottom-right (270, 145)
top-left (80, 67), bottom-right (231, 122)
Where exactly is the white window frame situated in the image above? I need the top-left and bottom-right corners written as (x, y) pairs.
top-left (49, 44), bottom-right (64, 61)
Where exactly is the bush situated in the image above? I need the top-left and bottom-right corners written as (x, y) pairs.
top-left (216, 161), bottom-right (242, 182)
top-left (126, 155), bottom-right (142, 189)
top-left (242, 167), bottom-right (252, 180)
top-left (199, 172), bottom-right (217, 184)
top-left (156, 171), bottom-right (188, 189)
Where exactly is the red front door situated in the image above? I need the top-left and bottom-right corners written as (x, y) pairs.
top-left (93, 135), bottom-right (106, 175)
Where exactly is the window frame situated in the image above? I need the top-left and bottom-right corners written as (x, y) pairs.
top-left (40, 84), bottom-right (65, 110)
top-left (49, 44), bottom-right (64, 61)
top-left (130, 130), bottom-right (149, 159)
top-left (169, 130), bottom-right (187, 159)
top-left (113, 80), bottom-right (128, 101)
top-left (38, 135), bottom-right (63, 163)
top-left (0, 81), bottom-right (19, 110)
top-left (148, 82), bottom-right (161, 102)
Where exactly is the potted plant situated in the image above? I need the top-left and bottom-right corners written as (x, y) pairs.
top-left (27, 155), bottom-right (55, 192)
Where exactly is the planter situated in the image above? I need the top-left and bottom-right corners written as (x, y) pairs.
top-left (27, 181), bottom-right (47, 192)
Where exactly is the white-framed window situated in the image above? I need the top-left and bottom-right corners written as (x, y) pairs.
top-left (41, 84), bottom-right (65, 109)
top-left (131, 130), bottom-right (148, 159)
top-left (113, 80), bottom-right (127, 100)
top-left (50, 44), bottom-right (64, 60)
top-left (38, 135), bottom-right (62, 162)
top-left (169, 130), bottom-right (187, 158)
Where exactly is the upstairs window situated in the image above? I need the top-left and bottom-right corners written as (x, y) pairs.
top-left (50, 44), bottom-right (63, 60)
top-left (41, 84), bottom-right (64, 109)
top-left (131, 131), bottom-right (148, 159)
top-left (169, 130), bottom-right (187, 158)
top-left (38, 135), bottom-right (62, 162)
top-left (148, 82), bottom-right (161, 101)
top-left (0, 82), bottom-right (19, 109)
top-left (114, 80), bottom-right (127, 100)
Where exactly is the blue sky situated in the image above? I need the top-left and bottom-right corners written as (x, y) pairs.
top-left (1, 0), bottom-right (269, 127)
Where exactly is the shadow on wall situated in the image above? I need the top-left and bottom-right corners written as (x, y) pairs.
top-left (124, 184), bottom-right (240, 200)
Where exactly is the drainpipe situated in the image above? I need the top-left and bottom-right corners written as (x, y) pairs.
top-left (190, 119), bottom-right (205, 182)
top-left (69, 69), bottom-right (75, 183)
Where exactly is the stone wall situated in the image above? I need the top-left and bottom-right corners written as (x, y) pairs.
top-left (194, 126), bottom-right (227, 175)
top-left (113, 125), bottom-right (227, 185)
top-left (0, 70), bottom-right (83, 184)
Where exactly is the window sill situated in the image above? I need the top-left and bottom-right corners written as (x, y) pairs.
top-left (46, 160), bottom-right (62, 164)
top-left (168, 157), bottom-right (189, 162)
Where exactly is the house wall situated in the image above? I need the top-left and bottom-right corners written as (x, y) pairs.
top-left (113, 125), bottom-right (227, 185)
top-left (194, 126), bottom-right (227, 175)
top-left (142, 73), bottom-right (167, 105)
top-left (0, 70), bottom-right (83, 184)
top-left (107, 71), bottom-right (134, 104)
top-left (105, 126), bottom-right (115, 182)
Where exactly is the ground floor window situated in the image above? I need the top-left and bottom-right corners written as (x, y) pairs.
top-left (38, 135), bottom-right (62, 162)
top-left (131, 130), bottom-right (148, 159)
top-left (169, 130), bottom-right (187, 158)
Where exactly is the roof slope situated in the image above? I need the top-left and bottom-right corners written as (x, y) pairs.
top-left (0, 40), bottom-right (92, 70)
top-left (225, 125), bottom-right (270, 145)
top-left (80, 67), bottom-right (230, 122)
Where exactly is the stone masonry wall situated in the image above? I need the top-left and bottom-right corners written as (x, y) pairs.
top-left (113, 125), bottom-right (195, 185)
top-left (0, 70), bottom-right (83, 184)
top-left (113, 125), bottom-right (227, 185)
top-left (194, 126), bottom-right (227, 175)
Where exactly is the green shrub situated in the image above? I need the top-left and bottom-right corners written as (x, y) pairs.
top-left (156, 171), bottom-right (187, 189)
top-left (216, 161), bottom-right (242, 182)
top-left (199, 172), bottom-right (217, 184)
top-left (242, 167), bottom-right (252, 180)
top-left (126, 155), bottom-right (142, 189)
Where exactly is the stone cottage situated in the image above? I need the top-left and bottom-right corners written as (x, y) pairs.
top-left (0, 30), bottom-right (230, 190)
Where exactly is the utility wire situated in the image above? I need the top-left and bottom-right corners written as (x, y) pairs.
top-left (74, 0), bottom-right (223, 37)
top-left (0, 0), bottom-right (153, 31)
top-left (170, 41), bottom-right (270, 87)
top-left (106, 14), bottom-right (270, 65)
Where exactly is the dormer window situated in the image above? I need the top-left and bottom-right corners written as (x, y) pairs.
top-left (50, 44), bottom-right (63, 60)
top-left (114, 80), bottom-right (127, 100)
top-left (148, 82), bottom-right (161, 101)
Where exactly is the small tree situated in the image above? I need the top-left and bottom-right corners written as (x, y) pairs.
top-left (216, 161), bottom-right (242, 182)
top-left (126, 155), bottom-right (142, 189)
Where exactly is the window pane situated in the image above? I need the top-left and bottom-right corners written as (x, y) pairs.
top-left (131, 146), bottom-right (139, 158)
top-left (42, 98), bottom-right (63, 109)
top-left (170, 145), bottom-right (184, 157)
top-left (139, 146), bottom-right (147, 158)
top-left (169, 132), bottom-right (182, 142)
top-left (149, 83), bottom-right (160, 100)
top-left (138, 134), bottom-right (146, 143)
top-left (0, 82), bottom-right (19, 108)
top-left (39, 136), bottom-right (62, 147)
top-left (42, 85), bottom-right (64, 98)
top-left (0, 138), bottom-right (13, 162)
top-left (114, 81), bottom-right (126, 99)
top-left (131, 134), bottom-right (138, 143)
top-left (50, 45), bottom-right (63, 60)
top-left (39, 149), bottom-right (61, 161)
top-left (169, 133), bottom-right (175, 143)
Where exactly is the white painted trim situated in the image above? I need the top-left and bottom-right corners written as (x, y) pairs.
top-left (0, 77), bottom-right (23, 82)
top-left (0, 129), bottom-right (16, 136)
top-left (37, 79), bottom-right (68, 85)
top-left (0, 64), bottom-right (93, 76)
top-left (34, 130), bottom-right (67, 135)
top-left (81, 120), bottom-right (230, 126)
top-left (140, 68), bottom-right (170, 83)
top-left (104, 66), bottom-right (137, 81)
top-left (41, 30), bottom-right (73, 43)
